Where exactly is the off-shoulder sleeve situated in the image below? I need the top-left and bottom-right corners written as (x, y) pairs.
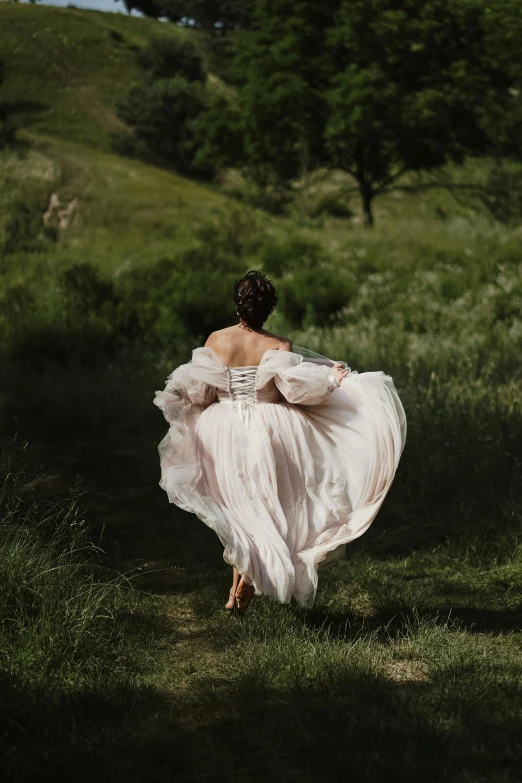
top-left (153, 347), bottom-right (228, 422)
top-left (257, 350), bottom-right (332, 405)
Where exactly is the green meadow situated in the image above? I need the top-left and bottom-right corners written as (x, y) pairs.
top-left (1, 4), bottom-right (521, 781)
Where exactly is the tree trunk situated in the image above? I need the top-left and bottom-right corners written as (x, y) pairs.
top-left (361, 187), bottom-right (374, 227)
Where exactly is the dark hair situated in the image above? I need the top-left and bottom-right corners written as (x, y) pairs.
top-left (233, 270), bottom-right (278, 329)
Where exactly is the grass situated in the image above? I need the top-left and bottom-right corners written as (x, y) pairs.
top-left (0, 4), bottom-right (200, 150)
top-left (1, 4), bottom-right (522, 781)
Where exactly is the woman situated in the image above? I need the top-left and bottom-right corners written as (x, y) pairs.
top-left (154, 271), bottom-right (406, 614)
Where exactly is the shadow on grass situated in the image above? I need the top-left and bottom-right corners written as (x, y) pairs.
top-left (3, 660), bottom-right (521, 783)
top-left (302, 603), bottom-right (522, 643)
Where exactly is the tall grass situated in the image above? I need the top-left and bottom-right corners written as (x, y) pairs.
top-left (0, 453), bottom-right (178, 780)
top-left (0, 469), bottom-right (132, 684)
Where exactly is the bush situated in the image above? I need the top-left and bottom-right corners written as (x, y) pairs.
top-left (259, 235), bottom-right (326, 277)
top-left (311, 195), bottom-right (354, 219)
top-left (227, 182), bottom-right (291, 215)
top-left (137, 36), bottom-right (206, 84)
top-left (115, 77), bottom-right (212, 176)
top-left (479, 162), bottom-right (522, 225)
top-left (0, 210), bottom-right (264, 368)
top-left (191, 93), bottom-right (245, 174)
top-left (278, 268), bottom-right (354, 329)
top-left (116, 249), bottom-right (245, 347)
top-left (0, 197), bottom-right (56, 258)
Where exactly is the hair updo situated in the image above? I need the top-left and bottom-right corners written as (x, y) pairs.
top-left (233, 270), bottom-right (278, 330)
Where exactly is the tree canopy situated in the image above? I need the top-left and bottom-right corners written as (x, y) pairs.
top-left (233, 0), bottom-right (522, 224)
top-left (118, 0), bottom-right (254, 29)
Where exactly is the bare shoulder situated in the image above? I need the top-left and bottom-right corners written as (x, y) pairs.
top-left (204, 328), bottom-right (234, 348)
top-left (262, 329), bottom-right (292, 352)
top-left (278, 338), bottom-right (292, 352)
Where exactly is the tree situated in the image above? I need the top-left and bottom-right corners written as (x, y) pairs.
top-left (117, 0), bottom-right (161, 17)
top-left (235, 0), bottom-right (522, 225)
top-left (325, 0), bottom-right (522, 225)
top-left (160, 0), bottom-right (254, 30)
top-left (116, 0), bottom-right (254, 28)
top-left (235, 0), bottom-right (337, 187)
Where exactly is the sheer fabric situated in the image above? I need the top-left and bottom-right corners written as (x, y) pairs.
top-left (153, 346), bottom-right (406, 608)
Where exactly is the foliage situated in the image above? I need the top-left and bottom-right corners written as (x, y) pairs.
top-left (116, 76), bottom-right (212, 176)
top-left (161, 0), bottom-right (254, 29)
top-left (136, 35), bottom-right (206, 84)
top-left (235, 0), bottom-right (333, 187)
top-left (454, 161), bottom-right (522, 225)
top-left (0, 197), bottom-right (56, 259)
top-left (191, 92), bottom-right (245, 172)
top-left (0, 3), bottom-right (215, 151)
top-left (310, 194), bottom-right (353, 219)
top-left (118, 0), bottom-right (254, 28)
top-left (120, 0), bottom-right (161, 16)
top-left (234, 0), bottom-right (522, 225)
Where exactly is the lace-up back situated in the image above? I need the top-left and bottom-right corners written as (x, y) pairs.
top-left (217, 366), bottom-right (280, 427)
top-left (229, 367), bottom-right (257, 402)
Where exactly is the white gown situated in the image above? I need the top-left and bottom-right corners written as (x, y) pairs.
top-left (153, 346), bottom-right (406, 608)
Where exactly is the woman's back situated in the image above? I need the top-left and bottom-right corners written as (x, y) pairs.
top-left (205, 324), bottom-right (291, 368)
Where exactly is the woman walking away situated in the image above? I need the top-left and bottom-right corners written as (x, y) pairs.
top-left (154, 271), bottom-right (406, 614)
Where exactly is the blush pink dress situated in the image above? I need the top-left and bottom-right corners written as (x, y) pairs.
top-left (153, 346), bottom-right (406, 608)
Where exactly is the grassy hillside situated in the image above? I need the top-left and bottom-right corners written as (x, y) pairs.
top-left (0, 135), bottom-right (239, 279)
top-left (0, 3), bottom-right (200, 149)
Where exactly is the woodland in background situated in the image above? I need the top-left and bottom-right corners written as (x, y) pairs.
top-left (107, 0), bottom-right (522, 225)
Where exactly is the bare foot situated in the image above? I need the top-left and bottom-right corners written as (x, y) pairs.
top-left (225, 588), bottom-right (236, 612)
top-left (235, 576), bottom-right (255, 615)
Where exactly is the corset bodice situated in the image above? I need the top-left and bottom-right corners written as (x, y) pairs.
top-left (216, 368), bottom-right (279, 427)
top-left (228, 367), bottom-right (257, 402)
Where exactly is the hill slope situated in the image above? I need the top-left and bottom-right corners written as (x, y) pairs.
top-left (0, 4), bottom-right (197, 150)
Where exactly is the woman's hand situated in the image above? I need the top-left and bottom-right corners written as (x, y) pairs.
top-left (328, 362), bottom-right (351, 392)
top-left (332, 362), bottom-right (350, 384)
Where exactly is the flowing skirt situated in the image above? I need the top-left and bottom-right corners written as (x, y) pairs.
top-left (157, 370), bottom-right (406, 608)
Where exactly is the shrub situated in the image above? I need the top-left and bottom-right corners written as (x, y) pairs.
top-left (227, 182), bottom-right (291, 215)
top-left (137, 36), bottom-right (206, 84)
top-left (191, 93), bottom-right (245, 174)
top-left (311, 195), bottom-right (354, 219)
top-left (278, 268), bottom-right (354, 329)
top-left (259, 235), bottom-right (326, 277)
top-left (115, 77), bottom-right (212, 176)
top-left (116, 250), bottom-right (243, 347)
top-left (479, 162), bottom-right (522, 225)
top-left (0, 197), bottom-right (56, 258)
